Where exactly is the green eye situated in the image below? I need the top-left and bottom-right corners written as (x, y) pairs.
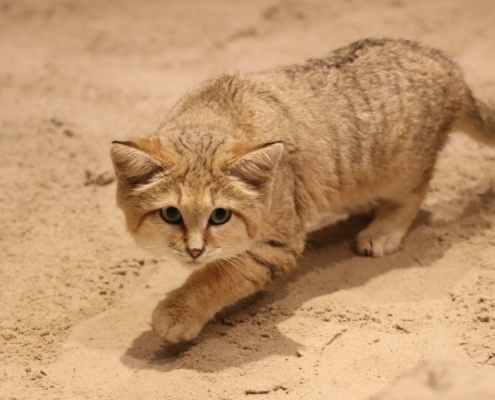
top-left (209, 208), bottom-right (231, 225)
top-left (160, 207), bottom-right (182, 224)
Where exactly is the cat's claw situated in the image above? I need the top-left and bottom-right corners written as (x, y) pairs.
top-left (356, 229), bottom-right (403, 257)
top-left (362, 247), bottom-right (372, 257)
top-left (152, 302), bottom-right (205, 343)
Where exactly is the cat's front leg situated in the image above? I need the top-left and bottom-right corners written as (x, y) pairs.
top-left (152, 243), bottom-right (299, 343)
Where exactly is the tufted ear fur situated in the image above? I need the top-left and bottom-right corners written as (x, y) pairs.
top-left (228, 141), bottom-right (284, 186)
top-left (110, 141), bottom-right (164, 185)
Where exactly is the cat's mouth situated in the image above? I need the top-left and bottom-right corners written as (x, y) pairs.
top-left (182, 258), bottom-right (207, 270)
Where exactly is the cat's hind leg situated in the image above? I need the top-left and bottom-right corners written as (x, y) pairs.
top-left (356, 183), bottom-right (428, 257)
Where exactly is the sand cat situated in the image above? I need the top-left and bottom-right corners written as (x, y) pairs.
top-left (110, 38), bottom-right (495, 343)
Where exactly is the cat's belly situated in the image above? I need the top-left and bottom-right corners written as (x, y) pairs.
top-left (304, 211), bottom-right (348, 233)
top-left (303, 188), bottom-right (381, 233)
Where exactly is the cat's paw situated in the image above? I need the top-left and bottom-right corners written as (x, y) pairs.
top-left (151, 301), bottom-right (206, 343)
top-left (356, 229), bottom-right (403, 257)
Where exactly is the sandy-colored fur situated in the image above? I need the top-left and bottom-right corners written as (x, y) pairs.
top-left (110, 38), bottom-right (495, 343)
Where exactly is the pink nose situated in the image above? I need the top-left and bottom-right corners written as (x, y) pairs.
top-left (187, 248), bottom-right (204, 259)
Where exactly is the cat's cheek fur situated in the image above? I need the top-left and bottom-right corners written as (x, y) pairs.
top-left (207, 215), bottom-right (254, 260)
top-left (132, 218), bottom-right (183, 260)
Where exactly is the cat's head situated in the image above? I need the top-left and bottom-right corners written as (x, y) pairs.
top-left (110, 133), bottom-right (283, 268)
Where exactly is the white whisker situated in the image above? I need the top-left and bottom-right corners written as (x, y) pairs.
top-left (217, 259), bottom-right (240, 290)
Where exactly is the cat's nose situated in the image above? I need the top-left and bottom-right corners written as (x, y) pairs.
top-left (187, 248), bottom-right (204, 259)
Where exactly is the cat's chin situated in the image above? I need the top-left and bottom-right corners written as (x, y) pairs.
top-left (177, 254), bottom-right (239, 271)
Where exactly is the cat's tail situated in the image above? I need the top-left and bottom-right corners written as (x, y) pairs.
top-left (455, 93), bottom-right (495, 146)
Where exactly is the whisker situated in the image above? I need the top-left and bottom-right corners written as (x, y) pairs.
top-left (217, 259), bottom-right (240, 290)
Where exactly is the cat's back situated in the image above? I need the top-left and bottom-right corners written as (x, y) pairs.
top-left (264, 38), bottom-right (466, 125)
top-left (165, 38), bottom-right (465, 142)
top-left (262, 38), bottom-right (469, 159)
top-left (280, 38), bottom-right (459, 83)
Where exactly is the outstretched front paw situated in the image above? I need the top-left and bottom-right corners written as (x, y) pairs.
top-left (151, 300), bottom-right (206, 343)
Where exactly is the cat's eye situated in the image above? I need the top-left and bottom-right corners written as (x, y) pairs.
top-left (209, 208), bottom-right (231, 225)
top-left (160, 207), bottom-right (182, 224)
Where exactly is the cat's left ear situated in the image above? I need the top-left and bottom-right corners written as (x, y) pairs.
top-left (229, 141), bottom-right (284, 184)
top-left (110, 140), bottom-right (164, 184)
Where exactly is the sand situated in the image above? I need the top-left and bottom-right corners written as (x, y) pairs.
top-left (1, 0), bottom-right (495, 399)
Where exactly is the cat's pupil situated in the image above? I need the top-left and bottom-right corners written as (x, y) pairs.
top-left (215, 209), bottom-right (226, 219)
top-left (167, 208), bottom-right (179, 219)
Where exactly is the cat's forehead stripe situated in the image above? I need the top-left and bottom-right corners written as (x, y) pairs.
top-left (180, 186), bottom-right (212, 203)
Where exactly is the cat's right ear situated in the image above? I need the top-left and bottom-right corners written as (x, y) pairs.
top-left (110, 141), bottom-right (163, 184)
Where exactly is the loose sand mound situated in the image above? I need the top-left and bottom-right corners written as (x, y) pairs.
top-left (371, 361), bottom-right (495, 400)
top-left (1, 1), bottom-right (495, 399)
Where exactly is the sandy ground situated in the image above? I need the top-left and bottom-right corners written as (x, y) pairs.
top-left (1, 0), bottom-right (495, 399)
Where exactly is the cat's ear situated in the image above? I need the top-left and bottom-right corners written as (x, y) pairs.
top-left (229, 142), bottom-right (284, 184)
top-left (110, 141), bottom-right (163, 184)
